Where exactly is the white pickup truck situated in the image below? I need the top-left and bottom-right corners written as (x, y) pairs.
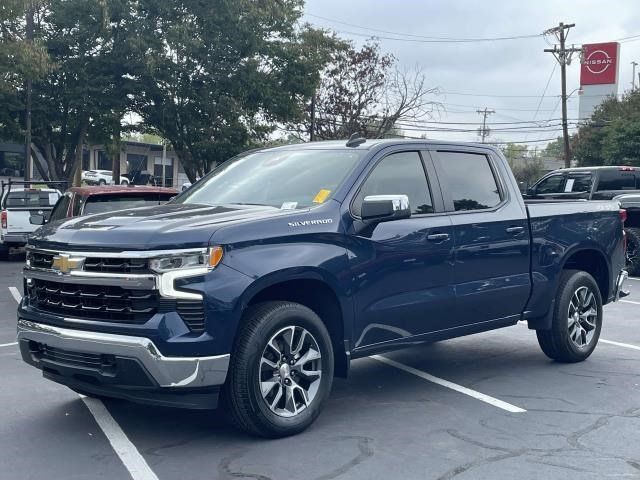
top-left (0, 183), bottom-right (62, 258)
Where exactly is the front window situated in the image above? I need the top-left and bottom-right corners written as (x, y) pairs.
top-left (177, 149), bottom-right (364, 209)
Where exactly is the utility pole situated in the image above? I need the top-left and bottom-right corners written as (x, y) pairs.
top-left (24, 1), bottom-right (34, 181)
top-left (476, 107), bottom-right (494, 143)
top-left (544, 22), bottom-right (581, 168)
top-left (632, 61), bottom-right (638, 91)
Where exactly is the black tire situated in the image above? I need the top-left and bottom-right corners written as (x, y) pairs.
top-left (98, 179), bottom-right (106, 186)
top-left (625, 227), bottom-right (640, 276)
top-left (0, 245), bottom-right (8, 261)
top-left (120, 179), bottom-right (129, 186)
top-left (536, 270), bottom-right (603, 363)
top-left (223, 301), bottom-right (334, 438)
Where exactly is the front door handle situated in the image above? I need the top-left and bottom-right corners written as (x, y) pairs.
top-left (506, 226), bottom-right (525, 235)
top-left (427, 233), bottom-right (450, 242)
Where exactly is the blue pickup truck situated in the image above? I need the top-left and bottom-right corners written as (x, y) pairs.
top-left (17, 139), bottom-right (628, 437)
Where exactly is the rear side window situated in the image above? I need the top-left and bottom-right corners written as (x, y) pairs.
top-left (83, 193), bottom-right (175, 215)
top-left (353, 151), bottom-right (433, 216)
top-left (597, 170), bottom-right (637, 191)
top-left (436, 152), bottom-right (502, 211)
top-left (535, 174), bottom-right (565, 194)
top-left (565, 173), bottom-right (592, 193)
top-left (4, 191), bottom-right (59, 208)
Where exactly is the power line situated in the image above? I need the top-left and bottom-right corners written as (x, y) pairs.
top-left (306, 13), bottom-right (543, 43)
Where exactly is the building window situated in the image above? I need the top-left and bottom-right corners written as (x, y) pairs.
top-left (82, 147), bottom-right (90, 171)
top-left (97, 150), bottom-right (112, 171)
top-left (154, 156), bottom-right (174, 187)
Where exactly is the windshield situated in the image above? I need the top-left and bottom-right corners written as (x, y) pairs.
top-left (83, 193), bottom-right (175, 215)
top-left (177, 149), bottom-right (364, 209)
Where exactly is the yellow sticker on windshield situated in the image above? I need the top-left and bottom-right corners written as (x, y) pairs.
top-left (313, 189), bottom-right (331, 204)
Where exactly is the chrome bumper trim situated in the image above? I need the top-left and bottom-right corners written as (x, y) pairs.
top-left (614, 270), bottom-right (630, 301)
top-left (17, 319), bottom-right (229, 388)
top-left (24, 268), bottom-right (157, 290)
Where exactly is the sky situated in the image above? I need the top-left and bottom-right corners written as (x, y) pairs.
top-left (302, 0), bottom-right (640, 150)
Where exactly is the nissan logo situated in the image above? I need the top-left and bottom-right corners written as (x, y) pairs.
top-left (585, 49), bottom-right (613, 75)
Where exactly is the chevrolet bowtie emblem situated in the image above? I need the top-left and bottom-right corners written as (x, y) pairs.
top-left (51, 254), bottom-right (85, 274)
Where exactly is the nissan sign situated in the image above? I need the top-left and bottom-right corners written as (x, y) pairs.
top-left (580, 42), bottom-right (619, 85)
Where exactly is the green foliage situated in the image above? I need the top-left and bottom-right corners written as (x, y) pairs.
top-left (543, 137), bottom-right (562, 158)
top-left (573, 91), bottom-right (640, 166)
top-left (0, 0), bottom-right (49, 141)
top-left (508, 157), bottom-right (545, 189)
top-left (132, 0), bottom-right (334, 180)
top-left (501, 143), bottom-right (528, 162)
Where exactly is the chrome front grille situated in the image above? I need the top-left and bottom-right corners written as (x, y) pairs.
top-left (27, 278), bottom-right (158, 323)
top-left (83, 257), bottom-right (149, 273)
top-left (27, 249), bottom-right (150, 274)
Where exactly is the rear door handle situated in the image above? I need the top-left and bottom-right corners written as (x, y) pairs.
top-left (506, 226), bottom-right (525, 235)
top-left (427, 233), bottom-right (450, 242)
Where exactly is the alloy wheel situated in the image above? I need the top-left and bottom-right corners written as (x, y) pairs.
top-left (259, 326), bottom-right (322, 417)
top-left (567, 286), bottom-right (598, 348)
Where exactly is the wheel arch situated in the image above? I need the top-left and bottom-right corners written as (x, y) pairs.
top-left (237, 268), bottom-right (352, 378)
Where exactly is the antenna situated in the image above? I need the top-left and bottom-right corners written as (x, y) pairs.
top-left (346, 133), bottom-right (366, 148)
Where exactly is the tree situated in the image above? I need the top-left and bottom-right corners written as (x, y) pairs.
top-left (300, 41), bottom-right (439, 140)
top-left (33, 0), bottom-right (139, 182)
top-left (573, 91), bottom-right (640, 167)
top-left (0, 0), bottom-right (49, 142)
top-left (543, 137), bottom-right (563, 158)
top-left (132, 0), bottom-right (333, 181)
top-left (501, 143), bottom-right (528, 163)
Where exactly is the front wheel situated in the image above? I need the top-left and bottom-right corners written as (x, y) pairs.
top-left (536, 270), bottom-right (603, 363)
top-left (223, 301), bottom-right (334, 438)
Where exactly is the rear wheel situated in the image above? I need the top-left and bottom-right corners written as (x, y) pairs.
top-left (98, 179), bottom-right (106, 186)
top-left (223, 301), bottom-right (334, 438)
top-left (625, 227), bottom-right (640, 276)
top-left (536, 270), bottom-right (602, 363)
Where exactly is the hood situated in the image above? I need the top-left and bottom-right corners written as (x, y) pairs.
top-left (29, 203), bottom-right (290, 251)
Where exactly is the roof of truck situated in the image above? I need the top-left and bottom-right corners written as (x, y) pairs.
top-left (259, 138), bottom-right (496, 152)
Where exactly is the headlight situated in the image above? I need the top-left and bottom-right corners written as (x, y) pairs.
top-left (149, 246), bottom-right (223, 273)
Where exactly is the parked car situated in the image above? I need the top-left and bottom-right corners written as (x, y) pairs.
top-left (0, 182), bottom-right (62, 258)
top-left (31, 185), bottom-right (178, 226)
top-left (82, 169), bottom-right (130, 186)
top-left (525, 166), bottom-right (640, 275)
top-left (18, 139), bottom-right (628, 437)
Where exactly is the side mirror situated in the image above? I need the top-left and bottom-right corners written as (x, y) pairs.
top-left (361, 195), bottom-right (411, 222)
top-left (29, 214), bottom-right (45, 226)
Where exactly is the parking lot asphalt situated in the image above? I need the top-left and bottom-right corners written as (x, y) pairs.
top-left (1, 255), bottom-right (639, 480)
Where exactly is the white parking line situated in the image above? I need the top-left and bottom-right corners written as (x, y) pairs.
top-left (7, 286), bottom-right (160, 480)
top-left (80, 396), bottom-right (160, 480)
top-left (600, 339), bottom-right (640, 351)
top-left (0, 342), bottom-right (17, 348)
top-left (370, 355), bottom-right (526, 413)
top-left (8, 286), bottom-right (22, 304)
top-left (620, 299), bottom-right (640, 306)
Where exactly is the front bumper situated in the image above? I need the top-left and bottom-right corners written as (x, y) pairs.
top-left (17, 318), bottom-right (230, 408)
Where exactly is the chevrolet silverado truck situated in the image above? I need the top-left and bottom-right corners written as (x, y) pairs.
top-left (17, 139), bottom-right (628, 437)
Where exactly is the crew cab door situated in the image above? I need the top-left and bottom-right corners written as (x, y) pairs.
top-left (432, 149), bottom-right (531, 326)
top-left (348, 150), bottom-right (455, 350)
